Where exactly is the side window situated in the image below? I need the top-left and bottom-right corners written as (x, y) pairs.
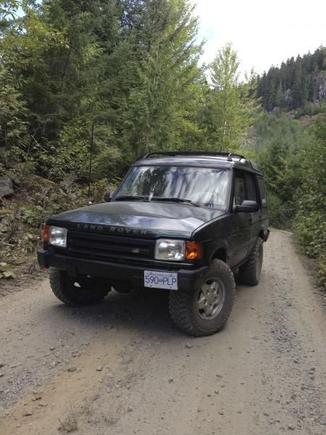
top-left (245, 173), bottom-right (258, 202)
top-left (257, 177), bottom-right (267, 207)
top-left (233, 172), bottom-right (258, 206)
top-left (234, 174), bottom-right (246, 206)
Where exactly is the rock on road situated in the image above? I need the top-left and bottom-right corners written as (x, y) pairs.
top-left (1, 230), bottom-right (326, 435)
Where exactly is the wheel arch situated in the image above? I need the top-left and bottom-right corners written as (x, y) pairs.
top-left (210, 243), bottom-right (229, 264)
top-left (259, 228), bottom-right (270, 241)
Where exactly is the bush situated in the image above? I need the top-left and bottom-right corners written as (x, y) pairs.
top-left (293, 116), bottom-right (326, 289)
top-left (317, 256), bottom-right (326, 290)
top-left (295, 211), bottom-right (326, 290)
top-left (267, 192), bottom-right (294, 229)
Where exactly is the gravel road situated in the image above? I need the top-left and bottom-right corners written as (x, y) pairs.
top-left (1, 229), bottom-right (326, 435)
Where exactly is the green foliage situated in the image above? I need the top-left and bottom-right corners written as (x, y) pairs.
top-left (1, 1), bottom-right (324, 291)
top-left (0, 65), bottom-right (27, 149)
top-left (253, 110), bottom-right (326, 289)
top-left (257, 47), bottom-right (326, 112)
top-left (254, 113), bottom-right (305, 226)
top-left (265, 192), bottom-right (290, 229)
top-left (91, 147), bottom-right (124, 181)
top-left (0, 0), bottom-right (206, 179)
top-left (317, 257), bottom-right (326, 289)
top-left (0, 2), bottom-right (257, 181)
top-left (293, 116), bottom-right (326, 289)
top-left (202, 44), bottom-right (258, 151)
top-left (0, 175), bottom-right (112, 267)
top-left (119, 0), bottom-right (204, 157)
top-left (253, 110), bottom-right (326, 288)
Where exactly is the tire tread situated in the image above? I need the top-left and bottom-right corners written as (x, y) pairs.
top-left (49, 267), bottom-right (108, 306)
top-left (169, 260), bottom-right (235, 337)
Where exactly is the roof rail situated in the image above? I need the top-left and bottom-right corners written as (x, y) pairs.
top-left (140, 151), bottom-right (248, 162)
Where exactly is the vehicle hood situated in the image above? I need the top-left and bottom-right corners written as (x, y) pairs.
top-left (48, 201), bottom-right (226, 238)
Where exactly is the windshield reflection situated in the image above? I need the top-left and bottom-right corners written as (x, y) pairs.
top-left (115, 166), bottom-right (231, 209)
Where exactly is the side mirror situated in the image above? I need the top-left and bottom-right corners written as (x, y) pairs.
top-left (104, 191), bottom-right (111, 202)
top-left (234, 200), bottom-right (258, 213)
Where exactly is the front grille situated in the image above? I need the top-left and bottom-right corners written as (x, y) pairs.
top-left (66, 231), bottom-right (154, 263)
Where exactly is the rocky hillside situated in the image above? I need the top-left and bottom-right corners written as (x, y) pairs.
top-left (0, 171), bottom-right (109, 281)
top-left (256, 47), bottom-right (326, 112)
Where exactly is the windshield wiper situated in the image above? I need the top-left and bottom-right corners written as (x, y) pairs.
top-left (114, 195), bottom-right (148, 202)
top-left (115, 195), bottom-right (200, 207)
top-left (151, 197), bottom-right (200, 207)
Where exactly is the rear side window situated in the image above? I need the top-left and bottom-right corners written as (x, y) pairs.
top-left (257, 177), bottom-right (267, 207)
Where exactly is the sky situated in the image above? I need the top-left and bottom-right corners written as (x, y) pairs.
top-left (194, 0), bottom-right (326, 75)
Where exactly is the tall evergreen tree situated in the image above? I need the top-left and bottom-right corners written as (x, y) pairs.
top-left (0, 0), bottom-right (205, 178)
top-left (123, 0), bottom-right (203, 157)
top-left (203, 43), bottom-right (256, 151)
top-left (256, 47), bottom-right (326, 111)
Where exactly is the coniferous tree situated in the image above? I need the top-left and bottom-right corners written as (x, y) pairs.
top-left (256, 47), bottom-right (326, 111)
top-left (203, 44), bottom-right (256, 151)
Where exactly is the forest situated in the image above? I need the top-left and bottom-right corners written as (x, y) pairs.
top-left (256, 47), bottom-right (326, 112)
top-left (0, 0), bottom-right (325, 288)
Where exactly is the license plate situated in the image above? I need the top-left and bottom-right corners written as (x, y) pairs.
top-left (144, 270), bottom-right (178, 290)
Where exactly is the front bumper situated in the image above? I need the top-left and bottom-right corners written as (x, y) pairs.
top-left (37, 249), bottom-right (207, 292)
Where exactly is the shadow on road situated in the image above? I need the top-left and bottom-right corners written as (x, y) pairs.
top-left (42, 281), bottom-right (253, 340)
top-left (43, 289), bottom-right (182, 339)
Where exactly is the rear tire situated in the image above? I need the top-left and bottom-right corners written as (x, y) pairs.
top-left (169, 259), bottom-right (235, 337)
top-left (238, 238), bottom-right (263, 286)
top-left (49, 268), bottom-right (109, 306)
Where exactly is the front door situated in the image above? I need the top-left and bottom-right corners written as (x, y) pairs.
top-left (228, 171), bottom-right (258, 267)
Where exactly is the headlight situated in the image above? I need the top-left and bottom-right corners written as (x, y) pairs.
top-left (48, 226), bottom-right (67, 248)
top-left (155, 239), bottom-right (203, 262)
top-left (155, 239), bottom-right (185, 261)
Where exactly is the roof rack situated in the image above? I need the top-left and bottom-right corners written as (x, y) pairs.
top-left (140, 151), bottom-right (248, 162)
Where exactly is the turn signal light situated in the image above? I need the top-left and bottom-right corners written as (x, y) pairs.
top-left (41, 224), bottom-right (49, 243)
top-left (185, 242), bottom-right (202, 261)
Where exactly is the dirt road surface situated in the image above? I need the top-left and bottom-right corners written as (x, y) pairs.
top-left (0, 230), bottom-right (326, 435)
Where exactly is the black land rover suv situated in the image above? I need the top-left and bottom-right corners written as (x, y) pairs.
top-left (38, 152), bottom-right (269, 336)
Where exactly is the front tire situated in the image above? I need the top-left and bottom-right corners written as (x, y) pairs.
top-left (49, 268), bottom-right (109, 306)
top-left (169, 259), bottom-right (235, 337)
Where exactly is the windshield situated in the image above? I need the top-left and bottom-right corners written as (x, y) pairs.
top-left (115, 165), bottom-right (231, 209)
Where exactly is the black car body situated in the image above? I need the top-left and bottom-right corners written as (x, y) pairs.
top-left (38, 152), bottom-right (269, 336)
